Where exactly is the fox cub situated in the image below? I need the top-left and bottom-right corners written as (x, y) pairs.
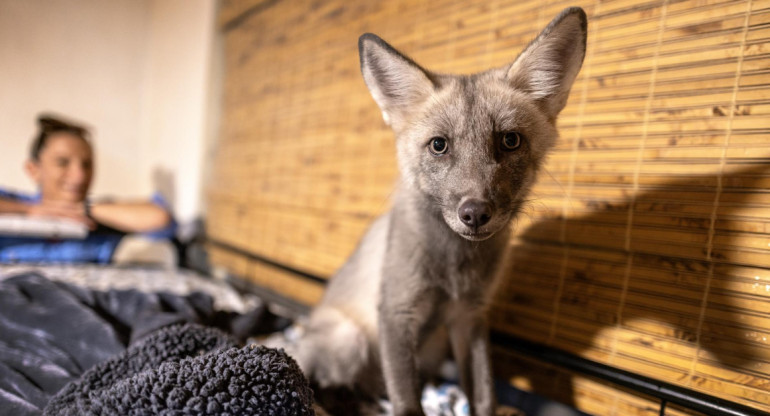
top-left (291, 7), bottom-right (587, 416)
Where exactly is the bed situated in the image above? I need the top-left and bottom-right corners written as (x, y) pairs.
top-left (0, 264), bottom-right (309, 415)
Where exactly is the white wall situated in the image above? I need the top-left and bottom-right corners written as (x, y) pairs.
top-left (139, 0), bottom-right (218, 225)
top-left (0, 0), bottom-right (218, 225)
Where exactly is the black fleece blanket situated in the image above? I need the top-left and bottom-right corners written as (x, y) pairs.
top-left (0, 272), bottom-right (303, 416)
top-left (44, 323), bottom-right (313, 415)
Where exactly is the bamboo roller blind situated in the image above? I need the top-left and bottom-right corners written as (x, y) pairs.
top-left (208, 0), bottom-right (770, 414)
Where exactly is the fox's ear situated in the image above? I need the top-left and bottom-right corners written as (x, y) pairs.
top-left (506, 7), bottom-right (587, 118)
top-left (359, 34), bottom-right (434, 126)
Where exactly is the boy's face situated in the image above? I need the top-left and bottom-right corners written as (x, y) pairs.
top-left (26, 133), bottom-right (94, 203)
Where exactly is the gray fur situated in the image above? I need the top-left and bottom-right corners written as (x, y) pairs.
top-left (293, 8), bottom-right (587, 416)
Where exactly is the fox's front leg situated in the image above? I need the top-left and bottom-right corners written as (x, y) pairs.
top-left (449, 312), bottom-right (495, 416)
top-left (379, 305), bottom-right (424, 416)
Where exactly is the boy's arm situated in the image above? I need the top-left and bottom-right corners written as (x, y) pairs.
top-left (0, 197), bottom-right (30, 215)
top-left (0, 196), bottom-right (95, 228)
top-left (89, 201), bottom-right (172, 233)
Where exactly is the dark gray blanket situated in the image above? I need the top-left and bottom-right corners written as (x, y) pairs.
top-left (0, 272), bottom-right (300, 415)
top-left (44, 323), bottom-right (313, 415)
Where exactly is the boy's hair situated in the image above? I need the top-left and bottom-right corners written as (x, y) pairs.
top-left (31, 115), bottom-right (91, 161)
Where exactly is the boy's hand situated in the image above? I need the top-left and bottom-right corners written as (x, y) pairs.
top-left (26, 201), bottom-right (96, 230)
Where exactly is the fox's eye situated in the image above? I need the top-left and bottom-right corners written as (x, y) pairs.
top-left (501, 132), bottom-right (523, 151)
top-left (429, 137), bottom-right (448, 155)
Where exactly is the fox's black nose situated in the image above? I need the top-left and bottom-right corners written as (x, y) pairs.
top-left (458, 199), bottom-right (492, 228)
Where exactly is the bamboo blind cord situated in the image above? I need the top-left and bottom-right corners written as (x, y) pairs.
top-left (610, 0), bottom-right (669, 379)
top-left (690, 0), bottom-right (754, 389)
top-left (549, 0), bottom-right (602, 346)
